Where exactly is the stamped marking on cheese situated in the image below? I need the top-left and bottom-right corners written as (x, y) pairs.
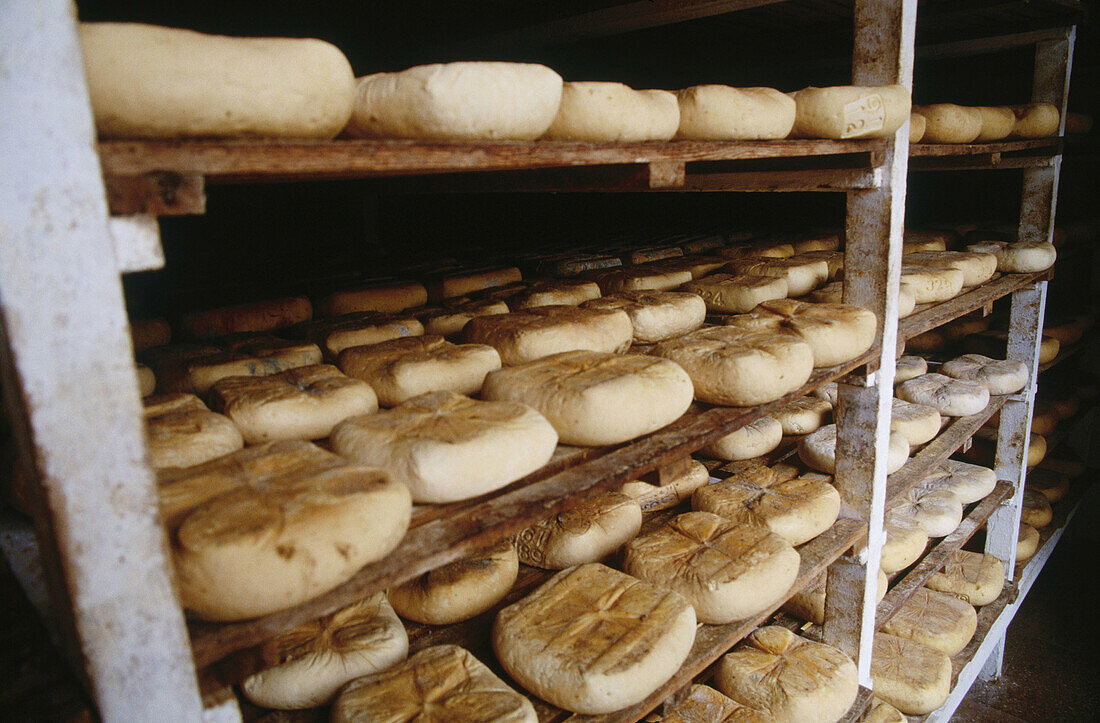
top-left (842, 94), bottom-right (887, 138)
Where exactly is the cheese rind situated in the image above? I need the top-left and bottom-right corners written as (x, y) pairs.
top-left (681, 273), bottom-right (789, 314)
top-left (514, 491), bottom-right (642, 569)
top-left (543, 82), bottom-right (680, 141)
top-left (941, 353), bottom-right (1028, 395)
top-left (871, 633), bottom-right (952, 715)
top-left (387, 540), bottom-right (519, 624)
top-left (790, 84), bottom-right (911, 139)
top-left (702, 416), bottom-right (783, 461)
top-left (912, 104), bottom-right (983, 144)
top-left (144, 393), bottom-right (244, 470)
top-left (882, 587), bottom-right (977, 656)
top-left (897, 373), bottom-right (990, 417)
top-left (676, 85), bottom-right (796, 140)
top-left (581, 291), bottom-right (706, 343)
top-left (925, 550), bottom-right (1005, 606)
top-left (465, 306), bottom-right (633, 366)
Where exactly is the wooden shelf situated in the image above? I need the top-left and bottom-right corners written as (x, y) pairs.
top-left (189, 348), bottom-right (878, 693)
top-left (885, 396), bottom-right (1010, 508)
top-left (876, 481), bottom-right (1014, 631)
top-left (899, 270), bottom-right (1053, 343)
top-left (1037, 342), bottom-right (1084, 374)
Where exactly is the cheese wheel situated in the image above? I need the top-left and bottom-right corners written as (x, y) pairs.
top-left (181, 297), bottom-right (312, 338)
top-left (692, 466), bottom-right (840, 546)
top-left (725, 257), bottom-right (829, 297)
top-left (895, 355), bottom-right (928, 384)
top-left (481, 350), bottom-right (693, 446)
top-left (224, 336), bottom-right (324, 372)
top-left (792, 250), bottom-right (844, 280)
top-left (661, 684), bottom-right (771, 723)
top-left (909, 112), bottom-right (927, 143)
top-left (130, 318), bottom-right (171, 352)
top-left (293, 312), bottom-right (425, 358)
top-left (581, 290), bottom-right (706, 343)
top-left (867, 699), bottom-right (908, 723)
top-left (492, 563), bottom-right (696, 714)
top-left (941, 353), bottom-right (1028, 395)
top-left (1029, 401), bottom-right (1060, 435)
top-left (331, 391), bottom-right (557, 503)
top-left (210, 364), bottom-right (378, 444)
top-left (387, 540), bottom-right (519, 624)
top-left (158, 440), bottom-right (411, 621)
top-left (464, 305), bottom-right (633, 366)
top-left (620, 460), bottom-right (711, 512)
top-left (676, 86), bottom-right (796, 140)
top-left (809, 281), bottom-right (916, 318)
top-left (430, 267), bottom-right (524, 300)
top-left (320, 282), bottom-right (428, 317)
top-left (790, 84), bottom-right (911, 139)
top-left (1042, 314), bottom-right (1090, 346)
top-left (904, 250), bottom-right (998, 287)
top-left (543, 82), bottom-right (679, 141)
top-left (1027, 467), bottom-right (1069, 503)
top-left (881, 510), bottom-right (930, 574)
top-left (655, 254), bottom-right (731, 280)
top-left (649, 327), bottom-right (814, 406)
top-left (80, 23), bottom-right (355, 139)
top-left (919, 460), bottom-right (997, 504)
top-left (903, 230), bottom-right (950, 253)
top-left (346, 62), bottom-right (562, 140)
top-left (900, 264), bottom-right (966, 303)
top-left (515, 492), bottom-right (642, 569)
top-left (511, 279), bottom-right (602, 308)
top-left (588, 266), bottom-right (693, 294)
top-left (702, 416), bottom-right (784, 461)
top-left (725, 298), bottom-right (877, 368)
top-left (1021, 487), bottom-right (1054, 528)
top-left (1016, 522), bottom-right (1041, 562)
top-left (799, 424), bottom-right (909, 474)
top-left (421, 299), bottom-right (510, 337)
top-left (975, 106), bottom-right (1017, 142)
top-left (622, 511), bottom-right (799, 623)
top-left (241, 593), bottom-right (408, 710)
top-left (136, 363), bottom-right (156, 397)
top-left (332, 645), bottom-right (536, 722)
top-left (897, 373), bottom-right (990, 417)
top-left (890, 398), bottom-right (942, 447)
top-left (719, 241), bottom-right (796, 259)
top-left (337, 335), bottom-right (502, 406)
top-left (962, 328), bottom-right (1060, 363)
top-left (715, 626), bottom-right (858, 723)
top-left (890, 486), bottom-right (963, 538)
top-left (789, 233), bottom-right (842, 254)
top-left (773, 396), bottom-right (832, 435)
top-left (1010, 102), bottom-right (1061, 138)
top-left (926, 550), bottom-right (1005, 606)
top-left (681, 273), bottom-right (790, 314)
top-left (1028, 433), bottom-right (1048, 467)
top-left (141, 344), bottom-right (276, 395)
top-left (871, 633), bottom-right (952, 715)
top-left (965, 239), bottom-right (1057, 273)
top-left (782, 568), bottom-right (888, 625)
top-left (913, 104), bottom-right (983, 143)
top-left (144, 394), bottom-right (244, 470)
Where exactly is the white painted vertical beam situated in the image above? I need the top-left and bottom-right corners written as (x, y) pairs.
top-left (0, 1), bottom-right (204, 720)
top-left (824, 0), bottom-right (915, 688)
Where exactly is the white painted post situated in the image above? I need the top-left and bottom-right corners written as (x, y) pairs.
top-left (0, 1), bottom-right (205, 719)
top-left (981, 26), bottom-right (1074, 682)
top-left (824, 0), bottom-right (915, 686)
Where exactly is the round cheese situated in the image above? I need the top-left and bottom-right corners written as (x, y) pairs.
top-left (790, 84), bottom-right (911, 139)
top-left (681, 273), bottom-right (790, 314)
top-left (543, 82), bottom-right (679, 141)
top-left (702, 416), bottom-right (784, 461)
top-left (715, 626), bottom-right (858, 723)
top-left (421, 299), bottom-right (510, 337)
top-left (810, 281), bottom-right (916, 318)
top-left (1042, 314), bottom-right (1090, 346)
top-left (331, 391), bottom-right (558, 503)
top-left (620, 460), bottom-right (711, 512)
top-left (792, 250), bottom-right (844, 280)
top-left (650, 327), bottom-right (814, 406)
top-left (891, 398), bottom-right (942, 447)
top-left (320, 282), bottom-right (428, 317)
top-left (871, 633), bottom-right (952, 715)
top-left (590, 266), bottom-right (693, 293)
top-left (332, 645), bottom-right (537, 722)
top-left (790, 234), bottom-right (841, 254)
top-left (1021, 487), bottom-right (1053, 528)
top-left (1010, 102), bottom-right (1061, 138)
top-left (515, 491), bottom-right (642, 569)
top-left (80, 23), bottom-right (355, 139)
top-left (293, 313), bottom-right (425, 358)
top-left (481, 350), bottom-right (693, 446)
top-left (725, 257), bottom-right (829, 297)
top-left (623, 511), bottom-right (799, 623)
top-left (241, 593), bottom-right (408, 710)
top-left (919, 460), bottom-right (997, 504)
top-left (581, 290), bottom-right (706, 343)
top-left (966, 239), bottom-right (1057, 273)
top-left (660, 684), bottom-right (771, 723)
top-left (1016, 522), bottom-right (1040, 562)
top-left (773, 396), bottom-right (832, 435)
top-left (895, 355), bottom-right (928, 384)
top-left (881, 510), bottom-right (930, 573)
top-left (158, 441), bottom-right (412, 621)
top-left (725, 298), bottom-right (876, 368)
top-left (210, 364), bottom-right (378, 444)
top-left (1028, 433), bottom-right (1048, 467)
top-left (941, 353), bottom-right (1028, 395)
top-left (900, 264), bottom-right (966, 303)
top-left (136, 363), bottom-right (156, 397)
top-left (225, 336), bottom-right (324, 373)
top-left (346, 62), bottom-right (562, 140)
top-left (897, 373), bottom-right (990, 417)
top-left (720, 241), bottom-right (796, 259)
top-left (388, 540), bottom-right (519, 624)
top-left (909, 112), bottom-right (927, 143)
top-left (676, 85), bottom-right (796, 140)
top-left (904, 250), bottom-right (998, 287)
top-left (799, 424), bottom-right (909, 474)
top-left (1027, 467), bottom-right (1069, 503)
top-left (890, 486), bottom-right (963, 538)
top-left (975, 106), bottom-right (1017, 142)
top-left (903, 230), bottom-right (951, 253)
top-left (913, 104), bottom-right (983, 144)
top-left (512, 279), bottom-right (602, 308)
top-left (926, 550), bottom-right (1005, 606)
top-left (143, 393), bottom-right (244, 470)
top-left (492, 563), bottom-right (696, 714)
top-left (464, 305), bottom-right (633, 366)
top-left (867, 699), bottom-right (908, 723)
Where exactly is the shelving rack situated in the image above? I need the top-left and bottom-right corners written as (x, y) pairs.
top-left (0, 1), bottom-right (1080, 721)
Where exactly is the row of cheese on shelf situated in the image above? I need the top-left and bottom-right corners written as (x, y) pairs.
top-left (910, 102), bottom-right (1061, 143)
top-left (82, 22), bottom-right (913, 142)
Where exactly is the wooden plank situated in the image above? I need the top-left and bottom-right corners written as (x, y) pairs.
top-left (104, 172), bottom-right (206, 215)
top-left (908, 139), bottom-right (1062, 157)
top-left (108, 215), bottom-right (165, 274)
top-left (191, 350), bottom-right (879, 686)
top-left (898, 270), bottom-right (1053, 343)
top-left (876, 481), bottom-right (1014, 630)
top-left (680, 167), bottom-right (881, 191)
top-left (885, 396), bottom-right (1009, 507)
top-left (0, 2), bottom-right (207, 720)
top-left (909, 154), bottom-right (1056, 171)
top-left (96, 138), bottom-right (889, 183)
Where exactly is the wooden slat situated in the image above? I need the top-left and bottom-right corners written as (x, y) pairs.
top-left (898, 270), bottom-right (1052, 343)
top-left (190, 350), bottom-right (878, 689)
top-left (840, 686), bottom-right (876, 723)
top-left (908, 138), bottom-right (1062, 157)
top-left (96, 139), bottom-right (888, 184)
top-left (885, 396), bottom-right (1009, 507)
top-left (876, 481), bottom-right (1014, 630)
